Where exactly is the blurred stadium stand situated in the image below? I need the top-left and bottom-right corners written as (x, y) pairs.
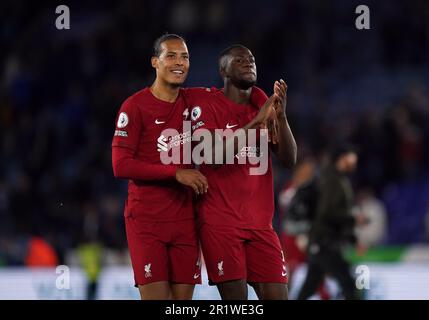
top-left (0, 0), bottom-right (429, 299)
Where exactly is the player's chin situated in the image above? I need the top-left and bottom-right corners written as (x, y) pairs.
top-left (167, 78), bottom-right (186, 87)
top-left (242, 72), bottom-right (256, 82)
top-left (235, 78), bottom-right (256, 90)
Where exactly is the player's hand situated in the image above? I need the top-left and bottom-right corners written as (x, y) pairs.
top-left (175, 169), bottom-right (208, 195)
top-left (259, 117), bottom-right (279, 144)
top-left (266, 79), bottom-right (287, 144)
top-left (273, 79), bottom-right (287, 119)
top-left (253, 94), bottom-right (277, 127)
top-left (267, 117), bottom-right (280, 144)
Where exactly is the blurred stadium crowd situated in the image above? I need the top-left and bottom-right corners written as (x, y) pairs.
top-left (0, 0), bottom-right (429, 268)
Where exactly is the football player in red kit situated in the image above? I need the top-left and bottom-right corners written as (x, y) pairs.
top-left (187, 45), bottom-right (297, 300)
top-left (111, 34), bottom-right (208, 300)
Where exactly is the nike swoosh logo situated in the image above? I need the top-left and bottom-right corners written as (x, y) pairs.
top-left (155, 119), bottom-right (165, 124)
top-left (226, 123), bottom-right (238, 129)
top-left (282, 272), bottom-right (287, 277)
top-left (193, 274), bottom-right (200, 279)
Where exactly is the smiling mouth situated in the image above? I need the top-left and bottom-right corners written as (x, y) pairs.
top-left (171, 70), bottom-right (185, 75)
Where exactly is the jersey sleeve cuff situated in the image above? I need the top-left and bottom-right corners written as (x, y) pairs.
top-left (165, 165), bottom-right (178, 179)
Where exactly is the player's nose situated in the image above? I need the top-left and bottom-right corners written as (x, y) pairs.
top-left (175, 56), bottom-right (187, 66)
top-left (242, 63), bottom-right (255, 72)
top-left (242, 59), bottom-right (254, 68)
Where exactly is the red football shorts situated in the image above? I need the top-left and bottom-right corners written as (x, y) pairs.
top-left (125, 212), bottom-right (202, 286)
top-left (199, 224), bottom-right (288, 285)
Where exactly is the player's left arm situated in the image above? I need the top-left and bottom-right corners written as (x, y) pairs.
top-left (251, 83), bottom-right (297, 168)
top-left (270, 79), bottom-right (297, 168)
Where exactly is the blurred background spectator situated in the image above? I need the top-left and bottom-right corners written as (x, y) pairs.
top-left (354, 189), bottom-right (387, 251)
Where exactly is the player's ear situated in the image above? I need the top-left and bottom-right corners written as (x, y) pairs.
top-left (219, 56), bottom-right (229, 78)
top-left (219, 65), bottom-right (227, 78)
top-left (219, 68), bottom-right (224, 78)
top-left (151, 56), bottom-right (158, 69)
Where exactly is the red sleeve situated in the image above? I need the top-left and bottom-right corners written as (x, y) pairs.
top-left (185, 88), bottom-right (218, 131)
top-left (111, 97), bottom-right (141, 149)
top-left (111, 98), bottom-right (177, 180)
top-left (112, 147), bottom-right (177, 180)
top-left (190, 103), bottom-right (218, 131)
top-left (250, 86), bottom-right (269, 108)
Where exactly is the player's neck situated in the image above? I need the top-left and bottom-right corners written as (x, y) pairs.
top-left (223, 84), bottom-right (251, 105)
top-left (150, 79), bottom-right (180, 103)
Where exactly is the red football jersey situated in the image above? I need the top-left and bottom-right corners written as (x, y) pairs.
top-left (112, 87), bottom-right (194, 222)
top-left (186, 87), bottom-right (274, 229)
